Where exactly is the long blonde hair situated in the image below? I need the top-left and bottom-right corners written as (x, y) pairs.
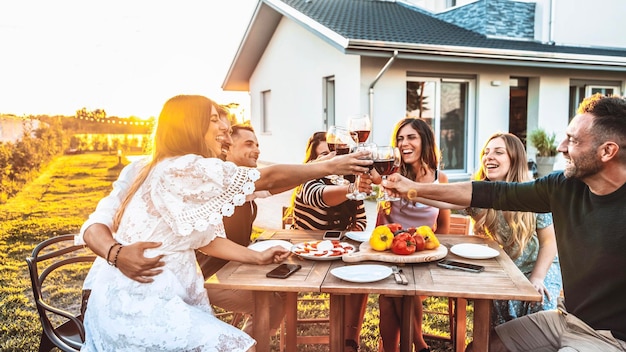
top-left (112, 95), bottom-right (224, 231)
top-left (473, 133), bottom-right (535, 259)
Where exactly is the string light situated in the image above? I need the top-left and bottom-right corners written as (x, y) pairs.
top-left (72, 115), bottom-right (155, 127)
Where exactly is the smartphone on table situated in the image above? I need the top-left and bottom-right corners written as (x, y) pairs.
top-left (266, 263), bottom-right (302, 279)
top-left (322, 231), bottom-right (343, 240)
top-left (437, 259), bottom-right (484, 273)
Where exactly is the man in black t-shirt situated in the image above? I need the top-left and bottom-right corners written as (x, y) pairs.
top-left (382, 94), bottom-right (626, 352)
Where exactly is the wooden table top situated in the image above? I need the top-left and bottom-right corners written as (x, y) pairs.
top-left (206, 230), bottom-right (540, 302)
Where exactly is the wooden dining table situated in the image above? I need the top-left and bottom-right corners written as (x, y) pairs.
top-left (205, 230), bottom-right (541, 352)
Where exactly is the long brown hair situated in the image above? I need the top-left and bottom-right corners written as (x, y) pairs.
top-left (473, 132), bottom-right (535, 258)
top-left (112, 95), bottom-right (223, 231)
top-left (392, 118), bottom-right (440, 181)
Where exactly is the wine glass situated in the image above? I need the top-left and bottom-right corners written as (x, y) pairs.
top-left (346, 142), bottom-right (377, 201)
top-left (326, 126), bottom-right (357, 186)
top-left (347, 114), bottom-right (372, 145)
top-left (373, 146), bottom-right (401, 201)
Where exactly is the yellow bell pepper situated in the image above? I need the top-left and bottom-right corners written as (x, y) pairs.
top-left (416, 225), bottom-right (440, 250)
top-left (370, 225), bottom-right (394, 251)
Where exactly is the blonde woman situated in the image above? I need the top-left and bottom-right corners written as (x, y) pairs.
top-left (80, 95), bottom-right (291, 351)
top-left (462, 133), bottom-right (561, 325)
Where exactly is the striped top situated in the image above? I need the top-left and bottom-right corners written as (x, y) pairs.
top-left (293, 178), bottom-right (367, 231)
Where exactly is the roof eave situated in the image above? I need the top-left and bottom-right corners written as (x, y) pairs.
top-left (222, 2), bottom-right (282, 92)
top-left (223, 1), bottom-right (626, 93)
top-left (345, 40), bottom-right (626, 71)
top-left (222, 0), bottom-right (349, 92)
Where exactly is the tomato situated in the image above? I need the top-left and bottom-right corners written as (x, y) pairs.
top-left (416, 225), bottom-right (440, 250)
top-left (385, 223), bottom-right (403, 233)
top-left (390, 232), bottom-right (417, 255)
top-left (412, 233), bottom-right (425, 251)
top-left (370, 225), bottom-right (394, 251)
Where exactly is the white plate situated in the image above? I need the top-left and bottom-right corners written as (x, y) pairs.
top-left (248, 240), bottom-right (293, 252)
top-left (330, 264), bottom-right (392, 283)
top-left (450, 243), bottom-right (499, 259)
top-left (344, 231), bottom-right (370, 242)
top-left (291, 240), bottom-right (356, 261)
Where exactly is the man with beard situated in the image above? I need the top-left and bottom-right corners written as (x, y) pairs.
top-left (79, 105), bottom-right (371, 336)
top-left (195, 123), bottom-right (286, 335)
top-left (380, 94), bottom-right (626, 352)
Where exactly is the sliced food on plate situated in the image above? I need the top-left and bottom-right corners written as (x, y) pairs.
top-left (291, 240), bottom-right (355, 260)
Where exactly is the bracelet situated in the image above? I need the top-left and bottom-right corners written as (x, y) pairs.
top-left (407, 188), bottom-right (418, 201)
top-left (112, 245), bottom-right (124, 268)
top-left (106, 242), bottom-right (121, 265)
top-left (347, 183), bottom-right (356, 194)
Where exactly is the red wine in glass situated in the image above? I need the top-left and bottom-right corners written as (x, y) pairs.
top-left (326, 126), bottom-right (356, 185)
top-left (373, 159), bottom-right (395, 175)
top-left (334, 144), bottom-right (351, 155)
top-left (374, 146), bottom-right (401, 201)
top-left (355, 130), bottom-right (370, 143)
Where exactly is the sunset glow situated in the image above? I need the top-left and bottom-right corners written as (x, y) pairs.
top-left (0, 0), bottom-right (256, 119)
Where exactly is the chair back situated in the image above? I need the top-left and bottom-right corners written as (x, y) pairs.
top-left (448, 214), bottom-right (471, 235)
top-left (26, 234), bottom-right (96, 352)
top-left (282, 206), bottom-right (295, 229)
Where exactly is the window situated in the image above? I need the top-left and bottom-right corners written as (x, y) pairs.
top-left (261, 90), bottom-right (271, 133)
top-left (569, 80), bottom-right (622, 121)
top-left (323, 76), bottom-right (335, 130)
top-left (406, 77), bottom-right (474, 173)
top-left (509, 77), bottom-right (529, 146)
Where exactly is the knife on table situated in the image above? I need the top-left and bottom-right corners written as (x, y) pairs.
top-left (391, 266), bottom-right (404, 285)
top-left (398, 268), bottom-right (409, 285)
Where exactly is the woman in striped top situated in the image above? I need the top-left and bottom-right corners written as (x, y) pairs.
top-left (290, 131), bottom-right (367, 231)
top-left (287, 131), bottom-right (368, 352)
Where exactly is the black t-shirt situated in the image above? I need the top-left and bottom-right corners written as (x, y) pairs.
top-left (472, 172), bottom-right (626, 341)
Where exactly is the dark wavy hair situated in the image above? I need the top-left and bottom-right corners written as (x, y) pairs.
top-left (391, 118), bottom-right (440, 181)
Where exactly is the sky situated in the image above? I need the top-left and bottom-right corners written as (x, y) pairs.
top-left (0, 0), bottom-right (258, 118)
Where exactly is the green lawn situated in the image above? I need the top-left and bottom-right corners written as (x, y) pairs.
top-left (0, 153), bottom-right (468, 352)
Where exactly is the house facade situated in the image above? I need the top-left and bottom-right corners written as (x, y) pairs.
top-left (0, 115), bottom-right (40, 143)
top-left (223, 0), bottom-right (626, 179)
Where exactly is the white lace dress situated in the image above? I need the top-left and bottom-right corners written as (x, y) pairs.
top-left (81, 155), bottom-right (259, 352)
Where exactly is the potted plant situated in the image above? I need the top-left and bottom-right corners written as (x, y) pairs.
top-left (528, 128), bottom-right (557, 177)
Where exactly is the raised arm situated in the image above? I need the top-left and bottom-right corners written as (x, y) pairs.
top-left (256, 150), bottom-right (371, 192)
top-left (383, 172), bottom-right (473, 207)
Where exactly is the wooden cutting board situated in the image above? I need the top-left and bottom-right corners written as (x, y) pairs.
top-left (342, 241), bottom-right (448, 263)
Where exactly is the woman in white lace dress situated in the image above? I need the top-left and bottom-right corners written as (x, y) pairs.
top-left (81, 95), bottom-right (290, 351)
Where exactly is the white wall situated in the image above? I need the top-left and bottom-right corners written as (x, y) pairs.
top-left (248, 17), bottom-right (625, 171)
top-left (527, 75), bottom-right (570, 157)
top-left (518, 0), bottom-right (626, 48)
top-left (249, 18), bottom-right (360, 164)
top-left (410, 0), bottom-right (626, 49)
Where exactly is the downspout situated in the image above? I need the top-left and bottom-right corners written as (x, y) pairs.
top-left (548, 0), bottom-right (555, 44)
top-left (368, 50), bottom-right (398, 139)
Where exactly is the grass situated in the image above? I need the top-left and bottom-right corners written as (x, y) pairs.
top-left (0, 153), bottom-right (471, 352)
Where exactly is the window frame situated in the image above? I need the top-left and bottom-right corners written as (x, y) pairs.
top-left (406, 76), bottom-right (475, 176)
